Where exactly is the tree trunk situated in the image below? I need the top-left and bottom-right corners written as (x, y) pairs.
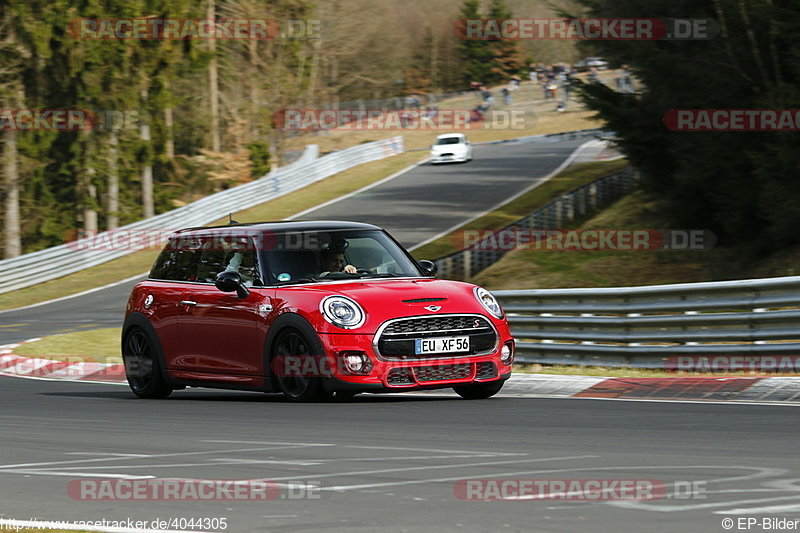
top-left (2, 126), bottom-right (21, 258)
top-left (208, 0), bottom-right (221, 152)
top-left (107, 130), bottom-right (119, 229)
top-left (164, 78), bottom-right (175, 160)
top-left (140, 86), bottom-right (154, 219)
top-left (248, 38), bottom-right (261, 139)
top-left (80, 129), bottom-right (98, 234)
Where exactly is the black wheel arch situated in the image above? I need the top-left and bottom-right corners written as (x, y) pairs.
top-left (262, 312), bottom-right (326, 383)
top-left (122, 312), bottom-right (171, 385)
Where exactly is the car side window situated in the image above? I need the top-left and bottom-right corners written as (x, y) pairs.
top-left (196, 237), bottom-right (262, 286)
top-left (150, 248), bottom-right (174, 280)
top-left (149, 242), bottom-right (199, 282)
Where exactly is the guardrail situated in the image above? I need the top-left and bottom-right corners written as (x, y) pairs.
top-left (0, 136), bottom-right (404, 295)
top-left (494, 276), bottom-right (800, 368)
top-left (433, 167), bottom-right (637, 279)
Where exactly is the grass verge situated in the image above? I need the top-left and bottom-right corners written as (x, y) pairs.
top-left (13, 328), bottom-right (122, 363)
top-left (282, 73), bottom-right (620, 154)
top-left (472, 190), bottom-right (800, 290)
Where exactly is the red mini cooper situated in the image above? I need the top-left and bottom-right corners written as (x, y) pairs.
top-left (122, 221), bottom-right (514, 401)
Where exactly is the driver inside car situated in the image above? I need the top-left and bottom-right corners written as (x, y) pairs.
top-left (318, 239), bottom-right (357, 276)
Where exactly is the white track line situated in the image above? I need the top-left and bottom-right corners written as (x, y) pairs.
top-left (0, 444), bottom-right (331, 470)
top-left (343, 444), bottom-right (524, 455)
top-left (286, 157), bottom-right (429, 220)
top-left (0, 271), bottom-right (147, 314)
top-left (270, 455), bottom-right (598, 483)
top-left (717, 502), bottom-right (800, 514)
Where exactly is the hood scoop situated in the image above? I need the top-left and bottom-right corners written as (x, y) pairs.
top-left (402, 297), bottom-right (447, 303)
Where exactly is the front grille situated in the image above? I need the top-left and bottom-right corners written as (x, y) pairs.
top-left (376, 314), bottom-right (498, 360)
top-left (383, 315), bottom-right (491, 334)
top-left (475, 362), bottom-right (498, 380)
top-left (413, 364), bottom-right (471, 383)
top-left (387, 368), bottom-right (414, 386)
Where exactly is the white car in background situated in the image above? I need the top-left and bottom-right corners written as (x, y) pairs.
top-left (430, 133), bottom-right (472, 164)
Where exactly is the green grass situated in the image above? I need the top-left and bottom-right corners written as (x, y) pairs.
top-left (411, 159), bottom-right (630, 260)
top-left (14, 327), bottom-right (121, 363)
top-left (472, 190), bottom-right (800, 290)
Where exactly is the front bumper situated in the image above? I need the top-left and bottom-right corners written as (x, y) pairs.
top-left (317, 331), bottom-right (514, 392)
top-left (430, 153), bottom-right (467, 163)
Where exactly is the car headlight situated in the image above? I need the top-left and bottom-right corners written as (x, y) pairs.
top-left (320, 296), bottom-right (366, 329)
top-left (474, 287), bottom-right (504, 319)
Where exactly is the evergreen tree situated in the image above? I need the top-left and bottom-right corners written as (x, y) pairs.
top-left (572, 0), bottom-right (800, 253)
top-left (487, 0), bottom-right (523, 82)
top-left (456, 0), bottom-right (493, 85)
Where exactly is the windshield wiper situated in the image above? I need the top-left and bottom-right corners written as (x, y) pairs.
top-left (358, 273), bottom-right (406, 278)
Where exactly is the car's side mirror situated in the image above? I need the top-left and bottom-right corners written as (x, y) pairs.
top-left (215, 271), bottom-right (250, 299)
top-left (418, 260), bottom-right (438, 277)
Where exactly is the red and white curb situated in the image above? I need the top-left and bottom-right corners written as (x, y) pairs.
top-left (0, 342), bottom-right (125, 384)
top-left (505, 374), bottom-right (800, 405)
top-left (2, 342), bottom-right (799, 404)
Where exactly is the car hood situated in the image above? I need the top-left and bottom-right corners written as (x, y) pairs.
top-left (275, 278), bottom-right (498, 333)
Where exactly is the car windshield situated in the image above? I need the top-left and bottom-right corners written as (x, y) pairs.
top-left (436, 137), bottom-right (463, 145)
top-left (259, 229), bottom-right (422, 284)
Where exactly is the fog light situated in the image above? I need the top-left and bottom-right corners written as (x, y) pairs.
top-left (341, 352), bottom-right (372, 375)
top-left (500, 342), bottom-right (514, 364)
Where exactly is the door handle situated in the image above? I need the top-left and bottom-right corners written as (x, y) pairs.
top-left (180, 300), bottom-right (197, 306)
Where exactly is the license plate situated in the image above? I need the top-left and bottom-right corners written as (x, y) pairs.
top-left (414, 336), bottom-right (470, 355)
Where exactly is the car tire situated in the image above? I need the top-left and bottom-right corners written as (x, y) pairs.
top-left (271, 327), bottom-right (333, 402)
top-left (452, 380), bottom-right (504, 400)
top-left (122, 327), bottom-right (173, 399)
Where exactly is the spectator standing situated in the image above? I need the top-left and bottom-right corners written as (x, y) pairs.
top-left (621, 65), bottom-right (634, 93)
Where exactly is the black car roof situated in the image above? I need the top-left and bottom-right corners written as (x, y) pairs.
top-left (171, 220), bottom-right (381, 236)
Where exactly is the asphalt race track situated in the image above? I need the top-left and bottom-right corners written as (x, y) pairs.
top-left (297, 137), bottom-right (588, 248)
top-left (1, 377), bottom-right (798, 533)
top-left (0, 137), bottom-right (586, 345)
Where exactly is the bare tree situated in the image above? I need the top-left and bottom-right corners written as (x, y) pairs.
top-left (208, 0), bottom-right (221, 152)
